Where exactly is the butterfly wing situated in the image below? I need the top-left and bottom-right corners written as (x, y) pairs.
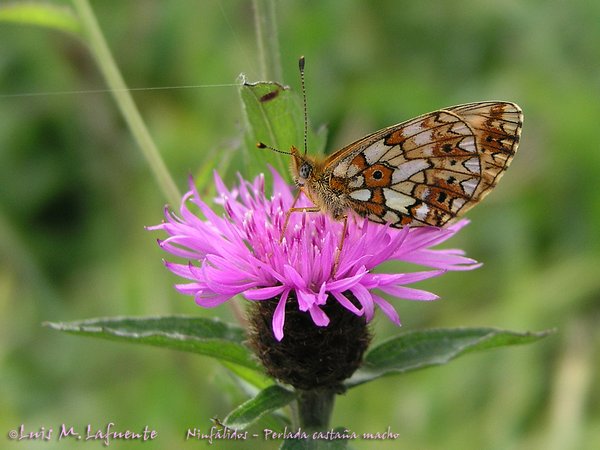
top-left (446, 102), bottom-right (522, 202)
top-left (325, 101), bottom-right (522, 227)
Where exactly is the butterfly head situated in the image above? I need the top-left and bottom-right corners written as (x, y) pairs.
top-left (290, 145), bottom-right (314, 187)
top-left (256, 141), bottom-right (314, 186)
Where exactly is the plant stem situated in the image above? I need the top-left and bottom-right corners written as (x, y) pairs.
top-left (252, 0), bottom-right (282, 81)
top-left (71, 0), bottom-right (181, 207)
top-left (296, 389), bottom-right (335, 432)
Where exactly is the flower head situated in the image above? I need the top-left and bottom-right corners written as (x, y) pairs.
top-left (150, 168), bottom-right (479, 341)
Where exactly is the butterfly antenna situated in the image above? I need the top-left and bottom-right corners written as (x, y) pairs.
top-left (256, 141), bottom-right (293, 156)
top-left (299, 56), bottom-right (308, 156)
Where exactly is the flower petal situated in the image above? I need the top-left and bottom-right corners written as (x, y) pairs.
top-left (272, 289), bottom-right (290, 341)
top-left (372, 293), bottom-right (401, 325)
top-left (350, 283), bottom-right (375, 321)
top-left (297, 289), bottom-right (317, 311)
top-left (244, 285), bottom-right (286, 300)
top-left (331, 290), bottom-right (363, 316)
top-left (379, 284), bottom-right (439, 301)
top-left (151, 170), bottom-right (478, 334)
top-left (283, 265), bottom-right (307, 289)
top-left (308, 305), bottom-right (330, 327)
top-left (364, 270), bottom-right (446, 288)
top-left (327, 267), bottom-right (368, 292)
top-left (194, 292), bottom-right (232, 307)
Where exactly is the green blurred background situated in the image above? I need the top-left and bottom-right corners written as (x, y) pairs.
top-left (1, 0), bottom-right (599, 449)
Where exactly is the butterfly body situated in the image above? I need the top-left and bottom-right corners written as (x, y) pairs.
top-left (290, 101), bottom-right (523, 228)
top-left (291, 146), bottom-right (350, 220)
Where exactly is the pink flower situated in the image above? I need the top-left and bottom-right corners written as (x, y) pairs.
top-left (150, 169), bottom-right (480, 341)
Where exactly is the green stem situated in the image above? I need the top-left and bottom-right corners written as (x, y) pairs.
top-left (296, 389), bottom-right (335, 432)
top-left (252, 0), bottom-right (282, 81)
top-left (71, 0), bottom-right (181, 207)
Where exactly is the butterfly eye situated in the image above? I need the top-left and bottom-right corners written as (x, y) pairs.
top-left (299, 162), bottom-right (312, 180)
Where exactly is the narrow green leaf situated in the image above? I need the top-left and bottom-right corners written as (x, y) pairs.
top-left (221, 361), bottom-right (274, 391)
top-left (0, 3), bottom-right (81, 37)
top-left (72, 0), bottom-right (182, 206)
top-left (44, 315), bottom-right (262, 372)
top-left (239, 77), bottom-right (327, 183)
top-left (253, 0), bottom-right (282, 82)
top-left (223, 385), bottom-right (296, 430)
top-left (346, 327), bottom-right (553, 388)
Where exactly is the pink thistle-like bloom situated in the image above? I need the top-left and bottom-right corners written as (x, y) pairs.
top-left (150, 169), bottom-right (480, 341)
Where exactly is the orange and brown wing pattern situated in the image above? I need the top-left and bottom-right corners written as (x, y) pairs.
top-left (326, 102), bottom-right (522, 227)
top-left (447, 102), bottom-right (522, 204)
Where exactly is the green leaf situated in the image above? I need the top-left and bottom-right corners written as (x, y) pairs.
top-left (223, 385), bottom-right (296, 430)
top-left (239, 77), bottom-right (327, 183)
top-left (220, 361), bottom-right (274, 391)
top-left (0, 2), bottom-right (81, 37)
top-left (346, 327), bottom-right (553, 388)
top-left (44, 315), bottom-right (263, 372)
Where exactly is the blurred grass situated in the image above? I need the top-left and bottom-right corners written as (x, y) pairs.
top-left (1, 0), bottom-right (599, 449)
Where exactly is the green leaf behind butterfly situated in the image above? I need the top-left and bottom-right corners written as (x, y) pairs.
top-left (345, 327), bottom-right (553, 388)
top-left (239, 78), bottom-right (327, 184)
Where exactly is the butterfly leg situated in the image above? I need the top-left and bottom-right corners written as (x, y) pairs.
top-left (332, 215), bottom-right (348, 277)
top-left (279, 190), bottom-right (301, 242)
top-left (281, 206), bottom-right (322, 243)
top-left (280, 189), bottom-right (321, 242)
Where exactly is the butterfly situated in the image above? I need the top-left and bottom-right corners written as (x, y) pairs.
top-left (259, 58), bottom-right (523, 236)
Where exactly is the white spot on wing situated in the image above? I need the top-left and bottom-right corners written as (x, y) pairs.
top-left (421, 147), bottom-right (433, 157)
top-left (363, 140), bottom-right (389, 164)
top-left (464, 157), bottom-right (481, 174)
top-left (368, 213), bottom-right (384, 223)
top-left (459, 136), bottom-right (477, 153)
top-left (403, 121), bottom-right (424, 137)
top-left (350, 189), bottom-right (372, 201)
top-left (333, 159), bottom-right (351, 177)
top-left (383, 188), bottom-right (416, 213)
top-left (347, 164), bottom-right (361, 177)
top-left (392, 159), bottom-right (430, 183)
top-left (415, 203), bottom-right (429, 221)
top-left (413, 130), bottom-right (432, 146)
top-left (348, 175), bottom-right (364, 188)
top-left (461, 178), bottom-right (478, 196)
top-left (451, 197), bottom-right (466, 211)
top-left (450, 122), bottom-right (471, 135)
top-left (383, 210), bottom-right (400, 224)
